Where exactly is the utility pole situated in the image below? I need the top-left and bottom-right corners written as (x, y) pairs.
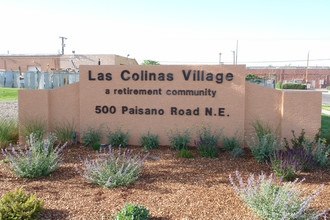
top-left (219, 53), bottom-right (222, 64)
top-left (232, 51), bottom-right (235, 65)
top-left (59, 36), bottom-right (67, 55)
top-left (235, 40), bottom-right (238, 64)
top-left (306, 51), bottom-right (309, 88)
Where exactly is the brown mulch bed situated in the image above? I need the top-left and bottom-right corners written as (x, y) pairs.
top-left (0, 145), bottom-right (329, 219)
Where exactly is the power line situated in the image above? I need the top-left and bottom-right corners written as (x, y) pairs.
top-left (158, 58), bottom-right (330, 64)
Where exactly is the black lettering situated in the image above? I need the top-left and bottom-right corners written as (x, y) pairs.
top-left (122, 106), bottom-right (128, 114)
top-left (226, 73), bottom-right (233, 81)
top-left (206, 73), bottom-right (213, 81)
top-left (182, 70), bottom-right (191, 81)
top-left (105, 89), bottom-right (110, 94)
top-left (215, 73), bottom-right (223, 84)
top-left (88, 70), bottom-right (96, 80)
top-left (205, 107), bottom-right (213, 116)
top-left (218, 108), bottom-right (225, 116)
top-left (95, 106), bottom-right (101, 113)
top-left (158, 73), bottom-right (165, 81)
top-left (121, 70), bottom-right (130, 81)
top-left (97, 72), bottom-right (104, 80)
top-left (106, 73), bottom-right (112, 81)
top-left (167, 73), bottom-right (174, 81)
top-left (171, 107), bottom-right (177, 115)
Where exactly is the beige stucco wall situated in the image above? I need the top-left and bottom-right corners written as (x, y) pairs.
top-left (18, 89), bottom-right (50, 141)
top-left (79, 65), bottom-right (246, 145)
top-left (245, 83), bottom-right (283, 137)
top-left (244, 82), bottom-right (322, 141)
top-left (18, 65), bottom-right (322, 146)
top-left (48, 83), bottom-right (80, 133)
top-left (18, 83), bottom-right (80, 143)
top-left (281, 90), bottom-right (322, 139)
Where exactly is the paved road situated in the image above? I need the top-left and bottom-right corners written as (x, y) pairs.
top-left (323, 92), bottom-right (330, 105)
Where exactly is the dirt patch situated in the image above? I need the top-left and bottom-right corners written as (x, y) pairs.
top-left (0, 145), bottom-right (329, 219)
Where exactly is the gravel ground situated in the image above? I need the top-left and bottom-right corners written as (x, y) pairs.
top-left (0, 100), bottom-right (18, 120)
top-left (0, 146), bottom-right (329, 219)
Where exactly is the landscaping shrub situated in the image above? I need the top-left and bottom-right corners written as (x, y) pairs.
top-left (230, 147), bottom-right (244, 158)
top-left (139, 131), bottom-right (159, 149)
top-left (0, 119), bottom-right (19, 148)
top-left (114, 203), bottom-right (150, 220)
top-left (247, 133), bottom-right (282, 163)
top-left (81, 125), bottom-right (102, 147)
top-left (178, 149), bottom-right (194, 158)
top-left (269, 148), bottom-right (315, 181)
top-left (1, 134), bottom-right (66, 178)
top-left (53, 120), bottom-right (75, 146)
top-left (0, 187), bottom-right (44, 220)
top-left (275, 81), bottom-right (282, 89)
top-left (281, 82), bottom-right (306, 90)
top-left (326, 86), bottom-right (330, 90)
top-left (310, 139), bottom-right (329, 168)
top-left (22, 117), bottom-right (47, 142)
top-left (285, 129), bottom-right (329, 168)
top-left (168, 127), bottom-right (191, 151)
top-left (229, 171), bottom-right (325, 220)
top-left (106, 128), bottom-right (129, 147)
top-left (195, 126), bottom-right (221, 158)
top-left (251, 119), bottom-right (276, 142)
top-left (75, 146), bottom-right (149, 188)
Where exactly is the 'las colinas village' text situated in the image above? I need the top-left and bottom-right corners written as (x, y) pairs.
top-left (89, 69), bottom-right (234, 98)
top-left (88, 68), bottom-right (234, 117)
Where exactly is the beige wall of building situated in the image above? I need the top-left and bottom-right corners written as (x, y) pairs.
top-left (0, 54), bottom-right (138, 72)
top-left (18, 65), bottom-right (322, 146)
top-left (0, 55), bottom-right (60, 72)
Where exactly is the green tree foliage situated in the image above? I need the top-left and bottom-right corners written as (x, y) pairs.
top-left (140, 60), bottom-right (160, 65)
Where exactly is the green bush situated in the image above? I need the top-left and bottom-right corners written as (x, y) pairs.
top-left (0, 119), bottom-right (19, 148)
top-left (229, 171), bottom-right (325, 220)
top-left (167, 127), bottom-right (191, 151)
top-left (139, 131), bottom-right (159, 149)
top-left (1, 134), bottom-right (66, 178)
top-left (195, 126), bottom-right (221, 158)
top-left (106, 128), bottom-right (129, 147)
top-left (53, 120), bottom-right (75, 146)
top-left (281, 83), bottom-right (306, 90)
top-left (247, 133), bottom-right (282, 163)
top-left (223, 132), bottom-right (242, 152)
top-left (326, 86), bottom-right (330, 90)
top-left (81, 125), bottom-right (102, 147)
top-left (251, 119), bottom-right (276, 143)
top-left (114, 203), bottom-right (150, 220)
top-left (275, 81), bottom-right (282, 89)
top-left (0, 187), bottom-right (44, 220)
top-left (230, 147), bottom-right (244, 158)
top-left (76, 146), bottom-right (149, 188)
top-left (178, 149), bottom-right (194, 158)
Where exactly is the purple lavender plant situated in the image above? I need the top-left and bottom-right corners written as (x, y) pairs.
top-left (75, 145), bottom-right (149, 188)
top-left (229, 171), bottom-right (324, 219)
top-left (1, 134), bottom-right (66, 178)
top-left (269, 148), bottom-right (315, 181)
top-left (195, 136), bottom-right (220, 158)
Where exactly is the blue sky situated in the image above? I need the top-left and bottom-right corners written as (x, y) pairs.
top-left (1, 0), bottom-right (329, 66)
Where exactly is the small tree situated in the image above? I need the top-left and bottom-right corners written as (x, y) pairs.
top-left (141, 60), bottom-right (160, 65)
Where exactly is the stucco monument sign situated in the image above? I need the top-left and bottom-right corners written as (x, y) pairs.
top-left (18, 65), bottom-right (321, 145)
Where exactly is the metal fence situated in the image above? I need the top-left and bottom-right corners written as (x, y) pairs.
top-left (0, 70), bottom-right (79, 89)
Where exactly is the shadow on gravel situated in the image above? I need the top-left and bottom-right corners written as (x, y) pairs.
top-left (39, 208), bottom-right (69, 219)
